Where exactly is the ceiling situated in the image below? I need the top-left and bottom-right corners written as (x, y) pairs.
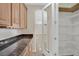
top-left (25, 3), bottom-right (77, 8)
top-left (25, 3), bottom-right (47, 8)
top-left (59, 3), bottom-right (77, 8)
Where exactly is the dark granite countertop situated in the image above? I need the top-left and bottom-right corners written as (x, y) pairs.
top-left (0, 34), bottom-right (33, 41)
top-left (0, 34), bottom-right (33, 56)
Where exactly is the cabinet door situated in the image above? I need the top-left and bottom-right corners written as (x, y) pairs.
top-left (24, 5), bottom-right (27, 28)
top-left (20, 4), bottom-right (27, 28)
top-left (0, 3), bottom-right (11, 26)
top-left (12, 3), bottom-right (20, 28)
top-left (20, 41), bottom-right (32, 56)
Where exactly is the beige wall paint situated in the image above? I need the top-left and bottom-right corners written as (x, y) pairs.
top-left (26, 6), bottom-right (43, 52)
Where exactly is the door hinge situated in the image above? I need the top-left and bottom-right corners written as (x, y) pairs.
top-left (54, 37), bottom-right (56, 40)
top-left (54, 21), bottom-right (56, 24)
top-left (54, 53), bottom-right (56, 56)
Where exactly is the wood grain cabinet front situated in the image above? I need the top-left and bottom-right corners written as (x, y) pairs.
top-left (12, 3), bottom-right (20, 28)
top-left (12, 3), bottom-right (27, 28)
top-left (0, 3), bottom-right (11, 27)
top-left (0, 3), bottom-right (27, 28)
top-left (20, 4), bottom-right (27, 28)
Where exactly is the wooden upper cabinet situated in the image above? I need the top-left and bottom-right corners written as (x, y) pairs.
top-left (12, 3), bottom-right (20, 28)
top-left (0, 3), bottom-right (11, 26)
top-left (12, 3), bottom-right (27, 28)
top-left (0, 3), bottom-right (27, 28)
top-left (20, 4), bottom-right (27, 28)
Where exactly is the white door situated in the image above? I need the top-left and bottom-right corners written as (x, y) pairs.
top-left (42, 3), bottom-right (59, 56)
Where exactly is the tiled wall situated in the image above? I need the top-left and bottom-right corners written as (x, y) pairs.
top-left (59, 11), bottom-right (79, 56)
top-left (71, 10), bottom-right (79, 55)
top-left (59, 12), bottom-right (75, 56)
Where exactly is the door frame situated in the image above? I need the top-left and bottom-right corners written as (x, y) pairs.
top-left (42, 3), bottom-right (59, 56)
